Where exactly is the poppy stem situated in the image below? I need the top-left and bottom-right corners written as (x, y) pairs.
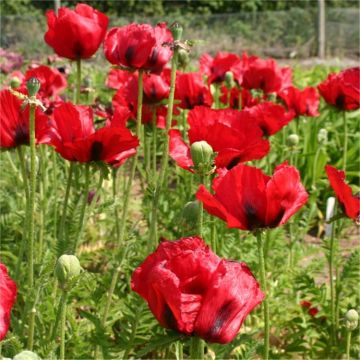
top-left (197, 174), bottom-right (205, 237)
top-left (152, 108), bottom-right (157, 178)
top-left (59, 290), bottom-right (68, 360)
top-left (99, 70), bottom-right (144, 350)
top-left (58, 162), bottom-right (74, 252)
top-left (27, 307), bottom-right (36, 350)
top-left (190, 337), bottom-right (204, 360)
top-left (343, 111), bottom-right (347, 171)
top-left (150, 47), bottom-right (179, 250)
top-left (346, 330), bottom-right (352, 360)
top-left (72, 163), bottom-right (90, 253)
top-left (76, 59), bottom-right (81, 104)
top-left (27, 102), bottom-right (37, 288)
top-left (256, 231), bottom-right (269, 360)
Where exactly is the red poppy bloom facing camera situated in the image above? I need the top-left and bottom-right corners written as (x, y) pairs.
top-left (325, 165), bottom-right (360, 223)
top-left (0, 262), bottom-right (17, 341)
top-left (169, 106), bottom-right (269, 171)
top-left (104, 22), bottom-right (173, 73)
top-left (131, 236), bottom-right (264, 344)
top-left (278, 86), bottom-right (320, 118)
top-left (44, 102), bottom-right (139, 167)
top-left (44, 3), bottom-right (109, 60)
top-left (196, 162), bottom-right (308, 231)
top-left (0, 89), bottom-right (49, 149)
top-left (318, 67), bottom-right (360, 111)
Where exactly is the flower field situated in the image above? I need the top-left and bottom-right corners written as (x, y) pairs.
top-left (0, 3), bottom-right (359, 360)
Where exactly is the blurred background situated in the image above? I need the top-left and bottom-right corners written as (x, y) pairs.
top-left (0, 0), bottom-right (359, 66)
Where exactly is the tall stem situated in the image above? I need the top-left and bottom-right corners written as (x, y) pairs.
top-left (346, 330), bottom-right (352, 360)
top-left (27, 103), bottom-right (36, 287)
top-left (329, 218), bottom-right (337, 348)
top-left (76, 59), bottom-right (81, 104)
top-left (152, 108), bottom-right (157, 177)
top-left (150, 48), bottom-right (178, 249)
top-left (343, 111), bottom-right (348, 171)
top-left (197, 174), bottom-right (205, 237)
top-left (58, 162), bottom-right (74, 250)
top-left (59, 291), bottom-right (68, 360)
top-left (73, 163), bottom-right (90, 253)
top-left (256, 231), bottom-right (269, 360)
top-left (27, 307), bottom-right (36, 350)
top-left (190, 337), bottom-right (204, 360)
top-left (99, 69), bottom-right (144, 342)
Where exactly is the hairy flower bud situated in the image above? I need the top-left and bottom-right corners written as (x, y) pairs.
top-left (55, 255), bottom-right (81, 287)
top-left (286, 134), bottom-right (299, 147)
top-left (345, 309), bottom-right (359, 331)
top-left (181, 201), bottom-right (200, 229)
top-left (171, 22), bottom-right (183, 41)
top-left (224, 71), bottom-right (235, 89)
top-left (26, 77), bottom-right (41, 97)
top-left (190, 141), bottom-right (214, 175)
top-left (178, 49), bottom-right (190, 70)
top-left (13, 351), bottom-right (41, 360)
top-left (318, 128), bottom-right (328, 144)
top-left (10, 76), bottom-right (22, 89)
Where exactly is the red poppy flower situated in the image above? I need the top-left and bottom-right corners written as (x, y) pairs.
top-left (242, 101), bottom-right (294, 136)
top-left (44, 102), bottom-right (139, 166)
top-left (0, 262), bottom-right (17, 341)
top-left (44, 3), bottom-right (108, 60)
top-left (174, 72), bottom-right (213, 110)
top-left (0, 89), bottom-right (49, 148)
top-left (242, 58), bottom-right (292, 94)
top-left (104, 22), bottom-right (172, 73)
top-left (169, 106), bottom-right (269, 171)
top-left (25, 65), bottom-right (67, 98)
top-left (196, 162), bottom-right (308, 231)
top-left (220, 85), bottom-right (259, 109)
top-left (318, 67), bottom-right (360, 111)
top-left (300, 301), bottom-right (319, 317)
top-left (200, 52), bottom-right (241, 84)
top-left (278, 86), bottom-right (320, 118)
top-left (131, 236), bottom-right (264, 344)
top-left (325, 165), bottom-right (360, 222)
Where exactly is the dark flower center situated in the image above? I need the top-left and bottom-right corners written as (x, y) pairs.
top-left (90, 141), bottom-right (103, 161)
top-left (205, 300), bottom-right (234, 340)
top-left (335, 94), bottom-right (345, 109)
top-left (14, 124), bottom-right (29, 146)
top-left (163, 303), bottom-right (178, 331)
top-left (125, 46), bottom-right (135, 66)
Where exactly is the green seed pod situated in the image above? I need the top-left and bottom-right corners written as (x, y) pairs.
top-left (13, 351), bottom-right (41, 360)
top-left (286, 134), bottom-right (299, 147)
top-left (26, 77), bottom-right (41, 97)
top-left (10, 76), bottom-right (22, 89)
top-left (224, 71), bottom-right (235, 89)
top-left (345, 309), bottom-right (359, 331)
top-left (317, 128), bottom-right (328, 144)
top-left (55, 254), bottom-right (81, 287)
top-left (190, 141), bottom-right (214, 175)
top-left (171, 22), bottom-right (183, 41)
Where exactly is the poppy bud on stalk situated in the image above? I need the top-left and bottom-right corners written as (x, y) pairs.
top-left (345, 309), bottom-right (359, 330)
top-left (190, 141), bottom-right (214, 175)
top-left (286, 134), bottom-right (299, 147)
top-left (181, 201), bottom-right (200, 229)
top-left (318, 128), bottom-right (328, 144)
top-left (10, 76), bottom-right (22, 89)
top-left (224, 71), bottom-right (235, 89)
top-left (26, 77), bottom-right (41, 97)
top-left (171, 22), bottom-right (183, 41)
top-left (55, 254), bottom-right (81, 288)
top-left (13, 351), bottom-right (41, 360)
top-left (178, 49), bottom-right (190, 70)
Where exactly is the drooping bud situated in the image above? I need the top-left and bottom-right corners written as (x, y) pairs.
top-left (190, 141), bottom-right (214, 175)
top-left (178, 49), bottom-right (190, 70)
top-left (55, 254), bottom-right (81, 288)
top-left (224, 71), bottom-right (235, 89)
top-left (26, 77), bottom-right (41, 97)
top-left (181, 201), bottom-right (200, 225)
top-left (317, 128), bottom-right (328, 144)
top-left (286, 134), bottom-right (299, 147)
top-left (10, 76), bottom-right (22, 89)
top-left (345, 309), bottom-right (359, 331)
top-left (171, 22), bottom-right (183, 42)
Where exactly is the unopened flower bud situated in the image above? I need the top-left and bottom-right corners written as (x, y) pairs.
top-left (190, 141), bottom-right (214, 175)
top-left (55, 255), bottom-right (81, 287)
top-left (286, 134), bottom-right (299, 147)
top-left (345, 309), bottom-right (359, 330)
top-left (181, 201), bottom-right (200, 225)
top-left (171, 22), bottom-right (183, 41)
top-left (224, 71), bottom-right (235, 89)
top-left (13, 351), bottom-right (41, 360)
top-left (178, 49), bottom-right (190, 70)
top-left (318, 128), bottom-right (328, 144)
top-left (10, 76), bottom-right (22, 89)
top-left (26, 77), bottom-right (41, 97)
